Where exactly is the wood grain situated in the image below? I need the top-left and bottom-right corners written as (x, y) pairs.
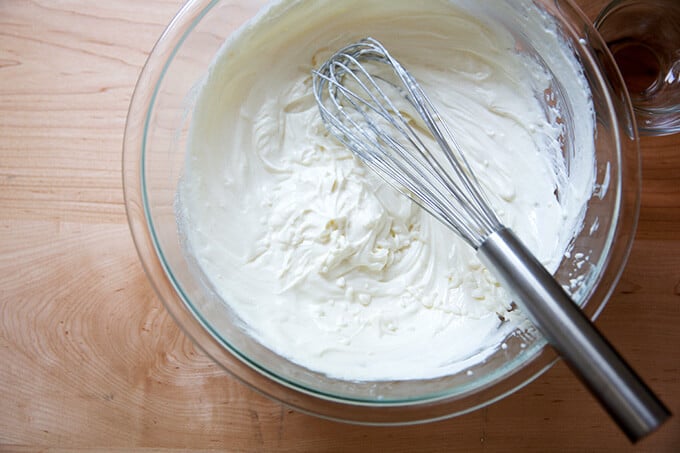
top-left (1, 0), bottom-right (678, 451)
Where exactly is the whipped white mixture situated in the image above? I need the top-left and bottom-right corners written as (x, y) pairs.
top-left (177, 0), bottom-right (595, 381)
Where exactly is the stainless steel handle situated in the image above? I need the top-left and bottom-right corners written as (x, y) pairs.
top-left (478, 228), bottom-right (670, 442)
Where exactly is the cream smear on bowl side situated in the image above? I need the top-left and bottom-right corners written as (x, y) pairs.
top-left (177, 0), bottom-right (595, 381)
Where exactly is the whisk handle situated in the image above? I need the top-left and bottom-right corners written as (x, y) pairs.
top-left (478, 228), bottom-right (670, 442)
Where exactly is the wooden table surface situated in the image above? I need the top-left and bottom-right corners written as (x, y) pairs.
top-left (1, 1), bottom-right (678, 451)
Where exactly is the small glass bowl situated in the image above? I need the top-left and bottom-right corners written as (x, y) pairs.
top-left (123, 0), bottom-right (640, 424)
top-left (595, 0), bottom-right (680, 135)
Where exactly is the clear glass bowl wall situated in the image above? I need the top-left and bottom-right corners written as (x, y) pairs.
top-left (123, 0), bottom-right (640, 424)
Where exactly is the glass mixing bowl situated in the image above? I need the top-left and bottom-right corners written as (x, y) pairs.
top-left (123, 0), bottom-right (640, 424)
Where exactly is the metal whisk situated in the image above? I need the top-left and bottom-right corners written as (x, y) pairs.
top-left (312, 37), bottom-right (669, 441)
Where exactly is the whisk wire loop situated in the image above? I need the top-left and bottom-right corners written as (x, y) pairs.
top-left (312, 37), bottom-right (501, 248)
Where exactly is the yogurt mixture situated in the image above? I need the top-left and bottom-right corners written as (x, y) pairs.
top-left (177, 0), bottom-right (595, 381)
